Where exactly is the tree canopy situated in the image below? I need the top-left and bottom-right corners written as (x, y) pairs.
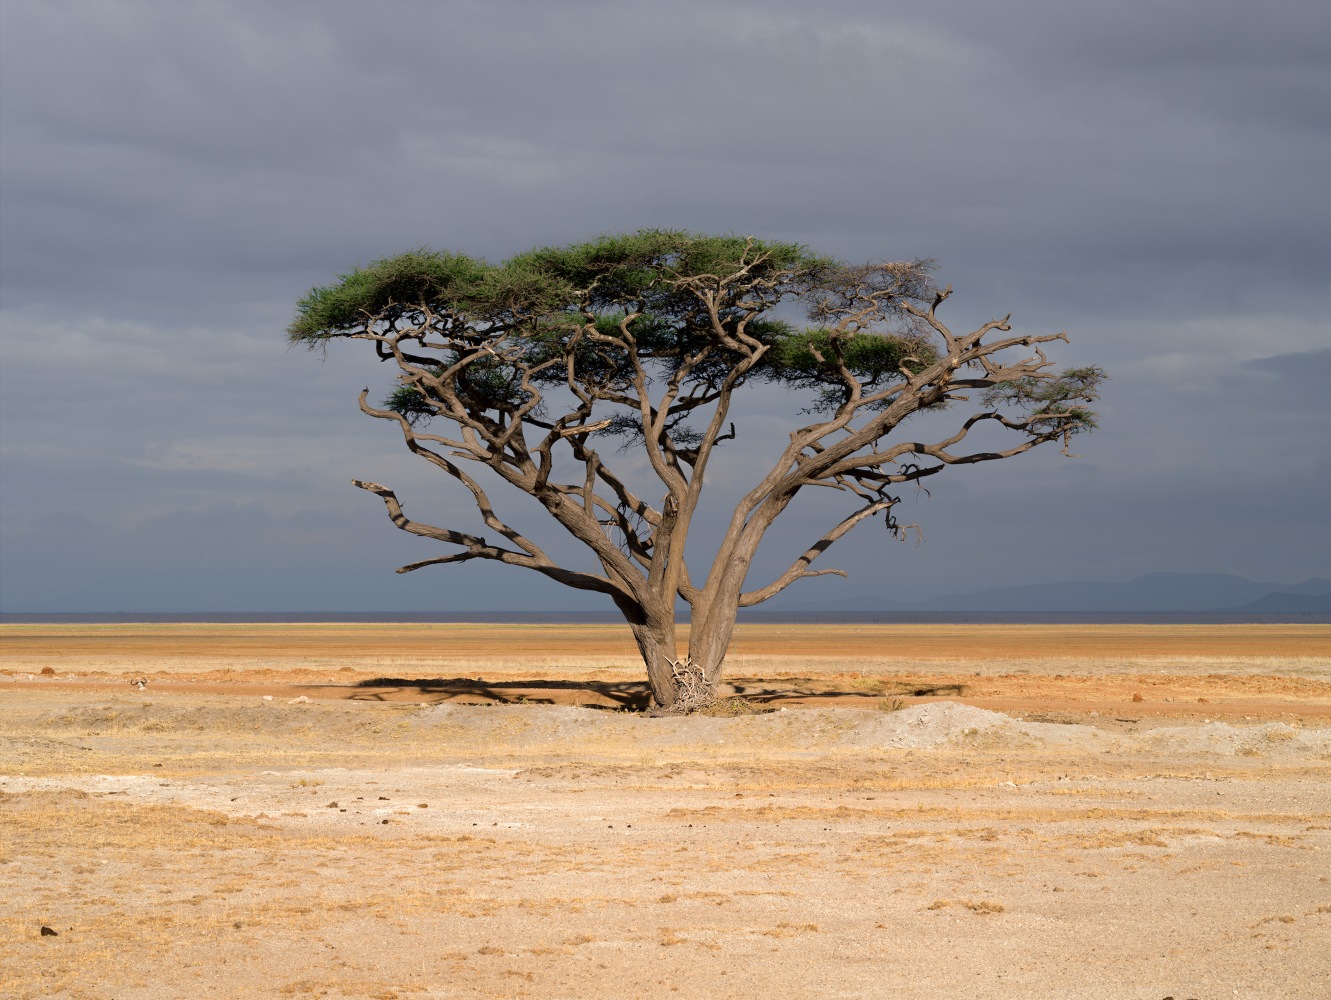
top-left (292, 230), bottom-right (1103, 711)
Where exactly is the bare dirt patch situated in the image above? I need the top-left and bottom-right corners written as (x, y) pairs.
top-left (2, 624), bottom-right (1329, 998)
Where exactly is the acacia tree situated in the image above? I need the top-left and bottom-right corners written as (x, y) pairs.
top-left (290, 231), bottom-right (1102, 711)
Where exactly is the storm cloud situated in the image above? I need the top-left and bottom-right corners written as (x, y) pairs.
top-left (1, 0), bottom-right (1327, 611)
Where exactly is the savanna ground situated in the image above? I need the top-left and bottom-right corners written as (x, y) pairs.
top-left (1, 622), bottom-right (1329, 999)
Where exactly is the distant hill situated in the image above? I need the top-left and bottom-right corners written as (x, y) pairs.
top-left (1231, 592), bottom-right (1331, 614)
top-left (904, 573), bottom-right (1331, 612)
top-left (774, 573), bottom-right (1331, 614)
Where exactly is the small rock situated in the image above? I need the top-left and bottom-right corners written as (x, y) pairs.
top-left (40, 666), bottom-right (56, 677)
top-left (262, 695), bottom-right (273, 701)
top-left (40, 926), bottom-right (58, 937)
top-left (1131, 693), bottom-right (1144, 703)
top-left (287, 695), bottom-right (310, 704)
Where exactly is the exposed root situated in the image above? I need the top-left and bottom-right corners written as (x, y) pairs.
top-left (658, 657), bottom-right (718, 715)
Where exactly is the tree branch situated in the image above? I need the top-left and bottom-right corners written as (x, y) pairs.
top-left (352, 480), bottom-right (627, 596)
top-left (738, 497), bottom-right (895, 606)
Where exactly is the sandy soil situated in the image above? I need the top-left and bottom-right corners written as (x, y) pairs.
top-left (4, 622), bottom-right (1327, 675)
top-left (2, 623), bottom-right (1329, 999)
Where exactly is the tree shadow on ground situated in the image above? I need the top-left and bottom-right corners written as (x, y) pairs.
top-left (350, 677), bottom-right (653, 710)
top-left (729, 679), bottom-right (965, 702)
top-left (349, 676), bottom-right (967, 709)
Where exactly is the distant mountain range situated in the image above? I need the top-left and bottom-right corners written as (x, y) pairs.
top-left (6, 571), bottom-right (1327, 620)
top-left (784, 573), bottom-right (1331, 614)
top-left (1233, 591), bottom-right (1331, 614)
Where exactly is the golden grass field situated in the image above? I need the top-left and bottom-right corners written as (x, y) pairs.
top-left (2, 622), bottom-right (1330, 998)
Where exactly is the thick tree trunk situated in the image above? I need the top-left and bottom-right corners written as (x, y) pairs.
top-left (687, 603), bottom-right (739, 688)
top-left (637, 623), bottom-right (680, 709)
top-left (685, 540), bottom-right (762, 693)
top-left (613, 595), bottom-right (680, 709)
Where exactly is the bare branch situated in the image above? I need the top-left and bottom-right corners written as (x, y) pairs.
top-left (352, 480), bottom-right (627, 596)
top-left (738, 497), bottom-right (895, 606)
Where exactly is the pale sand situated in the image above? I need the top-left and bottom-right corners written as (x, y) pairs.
top-left (1, 624), bottom-right (1329, 998)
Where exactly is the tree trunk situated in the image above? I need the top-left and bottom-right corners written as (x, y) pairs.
top-left (685, 535), bottom-right (765, 693)
top-left (686, 601), bottom-right (740, 687)
top-left (687, 589), bottom-right (743, 689)
top-left (613, 595), bottom-right (679, 709)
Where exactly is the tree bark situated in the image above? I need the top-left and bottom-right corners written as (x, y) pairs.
top-left (687, 566), bottom-right (748, 688)
top-left (687, 606), bottom-right (738, 688)
top-left (613, 595), bottom-right (679, 709)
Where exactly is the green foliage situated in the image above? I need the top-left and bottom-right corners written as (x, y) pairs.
top-left (288, 249), bottom-right (497, 342)
top-left (384, 383), bottom-right (433, 424)
top-left (982, 366), bottom-right (1106, 434)
top-left (508, 229), bottom-right (832, 308)
top-left (762, 328), bottom-right (938, 408)
top-left (385, 355), bottom-right (541, 424)
top-left (290, 231), bottom-right (833, 346)
top-left (292, 231), bottom-right (1101, 441)
top-left (296, 232), bottom-right (890, 424)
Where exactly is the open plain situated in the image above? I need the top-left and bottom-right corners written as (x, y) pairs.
top-left (2, 622), bottom-right (1329, 999)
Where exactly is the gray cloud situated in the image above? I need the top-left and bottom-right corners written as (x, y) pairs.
top-left (1, 0), bottom-right (1327, 611)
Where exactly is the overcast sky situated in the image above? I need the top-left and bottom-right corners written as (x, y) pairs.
top-left (1, 0), bottom-right (1327, 613)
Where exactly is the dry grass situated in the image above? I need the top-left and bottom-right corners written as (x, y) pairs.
top-left (696, 696), bottom-right (768, 717)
